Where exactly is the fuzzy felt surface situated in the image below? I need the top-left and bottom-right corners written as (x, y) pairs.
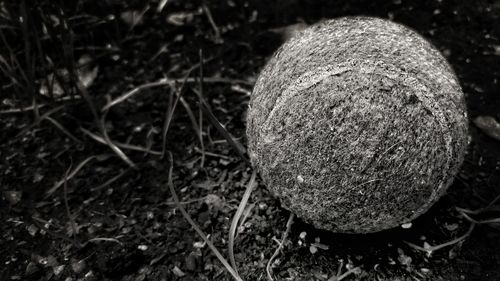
top-left (246, 17), bottom-right (468, 233)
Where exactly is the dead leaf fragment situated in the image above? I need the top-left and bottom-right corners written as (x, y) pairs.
top-left (166, 11), bottom-right (194, 26)
top-left (474, 115), bottom-right (500, 141)
top-left (204, 194), bottom-right (223, 209)
top-left (78, 55), bottom-right (99, 88)
top-left (25, 262), bottom-right (39, 275)
top-left (39, 55), bottom-right (98, 97)
top-left (172, 265), bottom-right (185, 277)
top-left (120, 10), bottom-right (145, 27)
top-left (494, 45), bottom-right (500, 56)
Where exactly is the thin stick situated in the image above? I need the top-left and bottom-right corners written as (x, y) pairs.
top-left (228, 171), bottom-right (257, 278)
top-left (266, 213), bottom-right (295, 281)
top-left (166, 152), bottom-right (242, 281)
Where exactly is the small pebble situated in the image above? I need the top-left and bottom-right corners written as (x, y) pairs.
top-left (296, 175), bottom-right (304, 183)
top-left (401, 222), bottom-right (412, 229)
top-left (309, 245), bottom-right (318, 254)
top-left (71, 259), bottom-right (86, 274)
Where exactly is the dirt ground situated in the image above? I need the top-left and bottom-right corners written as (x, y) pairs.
top-left (1, 0), bottom-right (500, 280)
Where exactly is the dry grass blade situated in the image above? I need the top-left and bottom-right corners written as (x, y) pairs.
top-left (457, 192), bottom-right (500, 215)
top-left (101, 76), bottom-right (249, 112)
top-left (45, 154), bottom-right (111, 197)
top-left (45, 116), bottom-right (82, 143)
top-left (20, 0), bottom-right (37, 117)
top-left (0, 96), bottom-right (81, 114)
top-left (100, 103), bottom-right (136, 168)
top-left (80, 127), bottom-right (161, 155)
top-left (237, 203), bottom-right (256, 236)
top-left (91, 168), bottom-right (131, 192)
top-left (404, 222), bottom-right (475, 254)
top-left (194, 147), bottom-right (231, 160)
top-left (181, 97), bottom-right (206, 166)
top-left (180, 97), bottom-right (201, 134)
top-left (72, 64), bottom-right (135, 167)
top-left (102, 79), bottom-right (172, 112)
top-left (228, 170), bottom-right (257, 278)
top-left (197, 49), bottom-right (206, 167)
top-left (266, 213), bottom-right (295, 281)
top-left (161, 72), bottom-right (192, 157)
top-left (458, 209), bottom-right (500, 225)
top-left (15, 105), bottom-right (65, 138)
top-left (176, 76), bottom-right (252, 86)
top-left (163, 195), bottom-right (209, 206)
top-left (86, 237), bottom-right (123, 245)
top-left (165, 152), bottom-right (242, 281)
top-left (201, 3), bottom-right (222, 42)
top-left (63, 162), bottom-right (81, 248)
top-left (193, 88), bottom-right (250, 165)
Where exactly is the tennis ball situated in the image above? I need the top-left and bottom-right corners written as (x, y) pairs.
top-left (246, 17), bottom-right (468, 233)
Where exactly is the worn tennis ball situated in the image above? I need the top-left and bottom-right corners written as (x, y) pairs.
top-left (246, 17), bottom-right (468, 233)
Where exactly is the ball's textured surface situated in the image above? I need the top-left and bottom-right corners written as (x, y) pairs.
top-left (246, 17), bottom-right (468, 233)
